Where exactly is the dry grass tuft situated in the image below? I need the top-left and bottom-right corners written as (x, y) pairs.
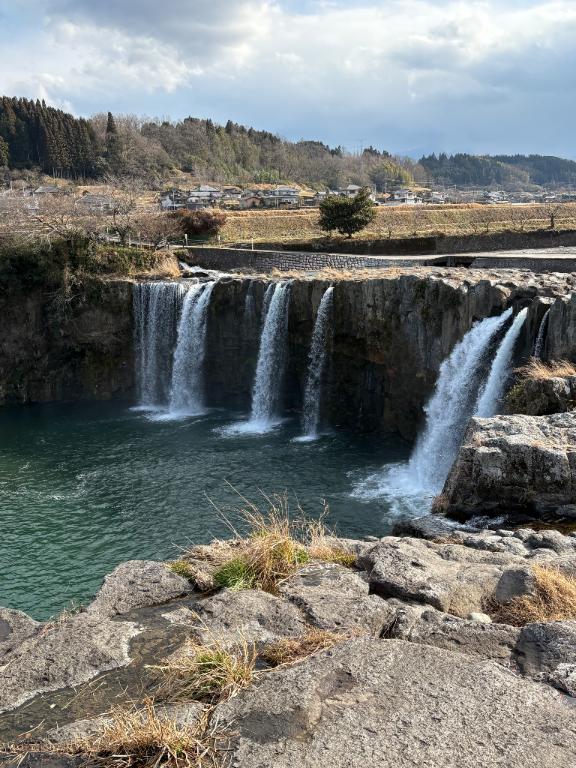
top-left (516, 358), bottom-right (576, 381)
top-left (260, 628), bottom-right (352, 667)
top-left (153, 637), bottom-right (256, 704)
top-left (208, 494), bottom-right (357, 593)
top-left (490, 565), bottom-right (576, 626)
top-left (77, 699), bottom-right (226, 768)
top-left (2, 700), bottom-right (229, 768)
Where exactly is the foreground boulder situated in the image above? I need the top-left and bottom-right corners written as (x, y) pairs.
top-left (0, 613), bottom-right (140, 714)
top-left (507, 375), bottom-right (576, 416)
top-left (87, 560), bottom-right (192, 617)
top-left (440, 413), bottom-right (576, 518)
top-left (359, 536), bottom-right (527, 615)
top-left (0, 608), bottom-right (39, 662)
top-left (218, 638), bottom-right (576, 768)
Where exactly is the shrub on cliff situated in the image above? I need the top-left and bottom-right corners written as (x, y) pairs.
top-left (319, 187), bottom-right (376, 238)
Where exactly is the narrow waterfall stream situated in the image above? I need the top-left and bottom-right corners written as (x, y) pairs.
top-left (475, 308), bottom-right (528, 417)
top-left (133, 282), bottom-right (187, 408)
top-left (247, 281), bottom-right (292, 431)
top-left (134, 280), bottom-right (216, 417)
top-left (168, 281), bottom-right (216, 417)
top-left (533, 308), bottom-right (550, 359)
top-left (352, 308), bottom-right (513, 510)
top-left (300, 287), bottom-right (334, 440)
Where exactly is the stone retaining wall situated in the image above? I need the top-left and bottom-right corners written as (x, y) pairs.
top-left (184, 246), bottom-right (429, 273)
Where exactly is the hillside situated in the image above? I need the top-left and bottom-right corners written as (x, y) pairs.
top-left (3, 96), bottom-right (576, 191)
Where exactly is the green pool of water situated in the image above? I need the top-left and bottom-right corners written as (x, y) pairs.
top-left (0, 402), bottom-right (411, 620)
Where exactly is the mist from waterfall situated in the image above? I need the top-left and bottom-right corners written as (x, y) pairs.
top-left (475, 308), bottom-right (528, 418)
top-left (300, 287), bottom-right (334, 440)
top-left (244, 281), bottom-right (291, 432)
top-left (533, 308), bottom-right (550, 359)
top-left (352, 307), bottom-right (513, 511)
top-left (133, 281), bottom-right (188, 409)
top-left (168, 281), bottom-right (216, 417)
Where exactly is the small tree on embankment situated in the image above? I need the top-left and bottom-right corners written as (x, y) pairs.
top-left (319, 187), bottom-right (376, 238)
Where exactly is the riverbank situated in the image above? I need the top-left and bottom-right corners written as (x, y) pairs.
top-left (2, 513), bottom-right (576, 766)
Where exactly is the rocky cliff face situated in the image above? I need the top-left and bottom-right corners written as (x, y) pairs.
top-left (204, 269), bottom-right (571, 438)
top-left (440, 412), bottom-right (576, 520)
top-left (2, 267), bottom-right (574, 440)
top-left (0, 278), bottom-right (134, 405)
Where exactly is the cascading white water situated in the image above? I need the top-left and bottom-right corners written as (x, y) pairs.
top-left (168, 281), bottom-right (216, 417)
top-left (533, 308), bottom-right (550, 359)
top-left (247, 281), bottom-right (291, 431)
top-left (133, 281), bottom-right (188, 408)
top-left (475, 307), bottom-right (528, 418)
top-left (352, 308), bottom-right (514, 508)
top-left (408, 308), bottom-right (513, 491)
top-left (301, 287), bottom-right (334, 439)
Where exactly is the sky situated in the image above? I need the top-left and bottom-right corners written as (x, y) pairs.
top-left (0, 0), bottom-right (575, 158)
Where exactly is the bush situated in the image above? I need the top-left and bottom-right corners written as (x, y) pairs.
top-left (172, 209), bottom-right (227, 239)
top-left (319, 187), bottom-right (376, 238)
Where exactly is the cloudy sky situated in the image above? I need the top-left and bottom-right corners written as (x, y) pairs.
top-left (0, 0), bottom-right (574, 157)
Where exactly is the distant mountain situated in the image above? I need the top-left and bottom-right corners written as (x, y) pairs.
top-left (419, 152), bottom-right (576, 188)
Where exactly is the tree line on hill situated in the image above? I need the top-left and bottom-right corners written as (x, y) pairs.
top-left (2, 96), bottom-right (576, 191)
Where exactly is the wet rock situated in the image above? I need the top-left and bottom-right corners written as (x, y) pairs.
top-left (516, 621), bottom-right (576, 695)
top-left (192, 589), bottom-right (307, 646)
top-left (88, 560), bottom-right (192, 617)
top-left (441, 413), bottom-right (576, 518)
top-left (217, 638), bottom-right (576, 768)
top-left (385, 604), bottom-right (519, 663)
top-left (0, 613), bottom-right (140, 714)
top-left (0, 607), bottom-right (39, 662)
top-left (359, 536), bottom-right (525, 615)
top-left (279, 563), bottom-right (393, 635)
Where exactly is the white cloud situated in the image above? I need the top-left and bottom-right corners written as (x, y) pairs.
top-left (1, 1), bottom-right (576, 155)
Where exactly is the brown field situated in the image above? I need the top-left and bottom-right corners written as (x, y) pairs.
top-left (220, 203), bottom-right (576, 244)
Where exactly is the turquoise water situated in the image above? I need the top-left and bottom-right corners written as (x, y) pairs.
top-left (0, 402), bottom-right (411, 620)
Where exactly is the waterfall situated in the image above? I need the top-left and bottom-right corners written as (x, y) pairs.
top-left (248, 281), bottom-right (291, 430)
top-left (475, 308), bottom-right (528, 418)
top-left (168, 281), bottom-right (216, 417)
top-left (301, 287), bottom-right (334, 439)
top-left (533, 308), bottom-right (550, 359)
top-left (407, 308), bottom-right (513, 491)
top-left (133, 281), bottom-right (188, 408)
top-left (352, 307), bottom-right (514, 510)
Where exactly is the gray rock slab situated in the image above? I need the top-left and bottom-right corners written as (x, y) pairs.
top-left (359, 536), bottom-right (525, 615)
top-left (0, 607), bottom-right (39, 662)
top-left (279, 563), bottom-right (393, 635)
top-left (0, 613), bottom-right (140, 714)
top-left (385, 604), bottom-right (520, 663)
top-left (218, 638), bottom-right (576, 768)
top-left (87, 560), bottom-right (192, 617)
top-left (192, 588), bottom-right (307, 646)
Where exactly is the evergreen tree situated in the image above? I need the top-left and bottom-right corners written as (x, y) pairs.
top-left (319, 187), bottom-right (376, 238)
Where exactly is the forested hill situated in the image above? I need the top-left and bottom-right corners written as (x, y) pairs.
top-left (419, 152), bottom-right (576, 188)
top-left (2, 96), bottom-right (576, 189)
top-left (0, 96), bottom-right (413, 188)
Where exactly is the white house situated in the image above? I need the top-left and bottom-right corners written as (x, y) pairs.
top-left (386, 189), bottom-right (422, 206)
